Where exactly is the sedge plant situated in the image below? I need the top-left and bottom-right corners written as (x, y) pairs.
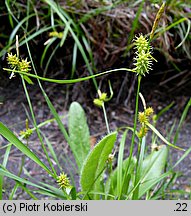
top-left (0, 3), bottom-right (190, 200)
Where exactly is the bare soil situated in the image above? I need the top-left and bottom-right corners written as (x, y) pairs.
top-left (0, 77), bottom-right (191, 199)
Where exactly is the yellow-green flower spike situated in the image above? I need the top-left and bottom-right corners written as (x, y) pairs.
top-left (133, 35), bottom-right (153, 76)
top-left (145, 107), bottom-right (154, 116)
top-left (94, 90), bottom-right (109, 107)
top-left (49, 31), bottom-right (63, 39)
top-left (138, 126), bottom-right (148, 138)
top-left (138, 112), bottom-right (148, 124)
top-left (57, 172), bottom-right (71, 189)
top-left (134, 34), bottom-right (150, 53)
top-left (7, 53), bottom-right (20, 69)
top-left (99, 92), bottom-right (108, 101)
top-left (93, 98), bottom-right (103, 107)
top-left (20, 128), bottom-right (33, 140)
top-left (19, 58), bottom-right (31, 72)
top-left (107, 153), bottom-right (114, 163)
top-left (6, 53), bottom-right (31, 73)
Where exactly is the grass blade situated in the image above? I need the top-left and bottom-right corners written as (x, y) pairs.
top-left (147, 123), bottom-right (185, 151)
top-left (173, 98), bottom-right (191, 144)
top-left (43, 0), bottom-right (98, 89)
top-left (117, 130), bottom-right (127, 196)
top-left (0, 122), bottom-right (52, 175)
top-left (0, 167), bottom-right (65, 199)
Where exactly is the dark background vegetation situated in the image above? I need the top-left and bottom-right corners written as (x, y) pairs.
top-left (0, 0), bottom-right (191, 99)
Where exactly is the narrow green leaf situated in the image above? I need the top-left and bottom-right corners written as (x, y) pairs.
top-left (8, 13), bottom-right (35, 45)
top-left (117, 130), bottom-right (127, 195)
top-left (154, 17), bottom-right (187, 39)
top-left (68, 102), bottom-right (90, 171)
top-left (154, 101), bottom-right (175, 121)
top-left (0, 143), bottom-right (12, 200)
top-left (173, 98), bottom-right (191, 144)
top-left (43, 135), bottom-right (62, 172)
top-left (44, 43), bottom-right (60, 76)
top-left (0, 167), bottom-right (65, 199)
top-left (175, 18), bottom-right (190, 49)
top-left (60, 24), bottom-right (70, 47)
top-left (105, 157), bottom-right (136, 199)
top-left (23, 75), bottom-right (34, 84)
top-left (0, 122), bottom-right (52, 175)
top-left (147, 123), bottom-right (185, 151)
top-left (133, 137), bottom-right (146, 199)
top-left (80, 132), bottom-right (117, 199)
top-left (40, 37), bottom-right (56, 68)
top-left (138, 146), bottom-right (168, 198)
top-left (20, 26), bottom-right (58, 47)
top-left (71, 43), bottom-right (77, 78)
top-left (43, 0), bottom-right (98, 89)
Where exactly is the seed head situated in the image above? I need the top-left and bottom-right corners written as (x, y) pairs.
top-left (134, 34), bottom-right (150, 53)
top-left (20, 128), bottom-right (33, 140)
top-left (7, 53), bottom-right (20, 69)
top-left (93, 90), bottom-right (108, 107)
top-left (49, 31), bottom-right (63, 39)
top-left (133, 35), bottom-right (153, 76)
top-left (145, 107), bottom-right (154, 117)
top-left (138, 126), bottom-right (148, 138)
top-left (18, 58), bottom-right (31, 72)
top-left (99, 92), bottom-right (108, 101)
top-left (6, 53), bottom-right (31, 73)
top-left (57, 172), bottom-right (71, 189)
top-left (93, 98), bottom-right (103, 107)
top-left (107, 153), bottom-right (114, 163)
top-left (138, 112), bottom-right (148, 124)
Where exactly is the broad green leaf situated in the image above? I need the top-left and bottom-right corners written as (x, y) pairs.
top-left (80, 132), bottom-right (117, 199)
top-left (68, 102), bottom-right (90, 171)
top-left (0, 122), bottom-right (51, 175)
top-left (138, 145), bottom-right (168, 198)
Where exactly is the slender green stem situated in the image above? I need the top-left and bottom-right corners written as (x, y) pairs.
top-left (132, 138), bottom-right (143, 200)
top-left (18, 136), bottom-right (29, 176)
top-left (3, 67), bottom-right (135, 84)
top-left (9, 138), bottom-right (28, 200)
top-left (18, 154), bottom-right (26, 177)
top-left (119, 75), bottom-right (142, 199)
top-left (102, 103), bottom-right (110, 134)
top-left (21, 76), bottom-right (57, 179)
top-left (0, 143), bottom-right (12, 199)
